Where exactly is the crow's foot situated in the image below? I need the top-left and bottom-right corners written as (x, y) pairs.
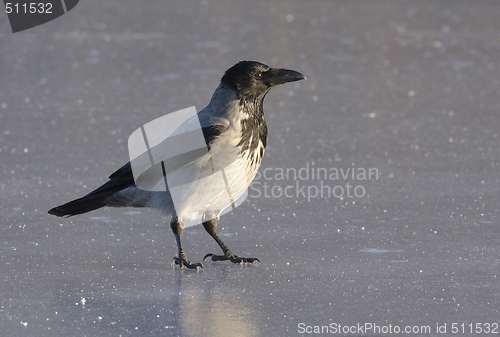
top-left (203, 251), bottom-right (259, 264)
top-left (172, 252), bottom-right (202, 270)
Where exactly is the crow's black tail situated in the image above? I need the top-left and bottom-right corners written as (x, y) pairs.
top-left (48, 195), bottom-right (107, 217)
top-left (48, 162), bottom-right (135, 217)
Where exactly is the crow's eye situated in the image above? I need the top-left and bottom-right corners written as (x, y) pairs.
top-left (254, 72), bottom-right (263, 80)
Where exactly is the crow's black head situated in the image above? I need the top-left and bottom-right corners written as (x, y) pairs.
top-left (221, 61), bottom-right (305, 98)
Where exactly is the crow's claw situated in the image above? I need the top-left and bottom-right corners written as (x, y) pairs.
top-left (172, 256), bottom-right (203, 270)
top-left (203, 253), bottom-right (217, 261)
top-left (203, 253), bottom-right (259, 264)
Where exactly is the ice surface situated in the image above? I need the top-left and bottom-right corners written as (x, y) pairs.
top-left (1, 1), bottom-right (499, 336)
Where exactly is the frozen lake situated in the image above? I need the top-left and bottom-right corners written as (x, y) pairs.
top-left (1, 1), bottom-right (499, 336)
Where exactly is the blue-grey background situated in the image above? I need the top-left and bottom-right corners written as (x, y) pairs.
top-left (1, 1), bottom-right (499, 336)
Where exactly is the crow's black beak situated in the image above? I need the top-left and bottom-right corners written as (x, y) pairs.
top-left (267, 68), bottom-right (306, 86)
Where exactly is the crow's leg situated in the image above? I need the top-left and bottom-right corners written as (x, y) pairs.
top-left (171, 219), bottom-right (202, 270)
top-left (202, 219), bottom-right (259, 264)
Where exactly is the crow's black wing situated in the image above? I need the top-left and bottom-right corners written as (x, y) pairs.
top-left (48, 121), bottom-right (229, 217)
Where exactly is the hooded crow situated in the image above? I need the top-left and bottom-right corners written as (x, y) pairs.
top-left (48, 61), bottom-right (305, 269)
